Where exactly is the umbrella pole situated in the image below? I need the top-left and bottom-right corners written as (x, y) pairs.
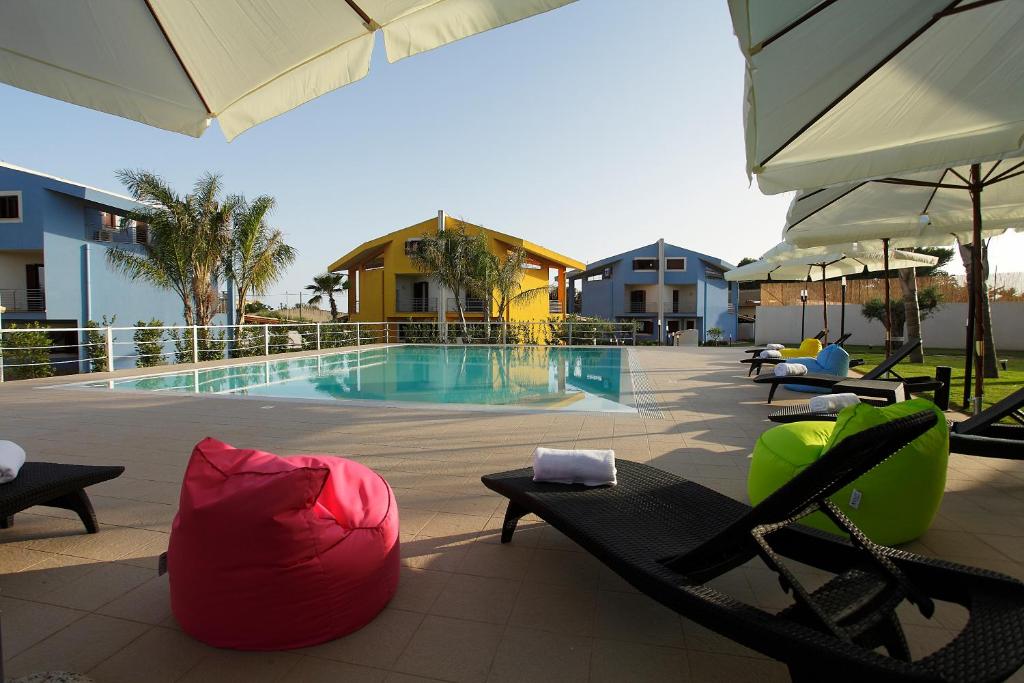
top-left (883, 238), bottom-right (891, 358)
top-left (840, 277), bottom-right (846, 338)
top-left (821, 265), bottom-right (828, 344)
top-left (970, 163), bottom-right (985, 414)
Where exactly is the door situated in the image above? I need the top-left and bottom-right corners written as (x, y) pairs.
top-left (413, 281), bottom-right (429, 312)
top-left (672, 289), bottom-right (679, 313)
top-left (685, 319), bottom-right (696, 330)
top-left (630, 289), bottom-right (645, 313)
top-left (667, 319), bottom-right (681, 334)
top-left (25, 263), bottom-right (44, 311)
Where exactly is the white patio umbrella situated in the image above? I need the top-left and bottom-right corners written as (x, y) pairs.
top-left (782, 158), bottom-right (1024, 405)
top-left (0, 0), bottom-right (575, 140)
top-left (726, 243), bottom-right (937, 345)
top-left (730, 0), bottom-right (1024, 195)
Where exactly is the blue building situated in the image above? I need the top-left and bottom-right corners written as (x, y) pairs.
top-left (0, 161), bottom-right (221, 369)
top-left (567, 239), bottom-right (739, 344)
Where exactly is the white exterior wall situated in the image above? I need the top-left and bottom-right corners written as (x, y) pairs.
top-left (754, 302), bottom-right (1024, 350)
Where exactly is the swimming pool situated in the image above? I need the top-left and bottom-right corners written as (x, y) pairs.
top-left (77, 345), bottom-right (646, 413)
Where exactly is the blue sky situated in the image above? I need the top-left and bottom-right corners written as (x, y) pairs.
top-left (1, 0), bottom-right (1020, 308)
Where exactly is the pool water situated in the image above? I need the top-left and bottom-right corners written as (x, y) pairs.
top-left (81, 345), bottom-right (639, 413)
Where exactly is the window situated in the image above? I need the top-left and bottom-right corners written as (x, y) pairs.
top-left (705, 265), bottom-right (725, 280)
top-left (632, 258), bottom-right (657, 271)
top-left (636, 320), bottom-right (654, 335)
top-left (404, 239), bottom-right (424, 256)
top-left (0, 192), bottom-right (21, 222)
top-left (630, 289), bottom-right (646, 312)
top-left (672, 289), bottom-right (679, 312)
top-left (666, 257), bottom-right (686, 271)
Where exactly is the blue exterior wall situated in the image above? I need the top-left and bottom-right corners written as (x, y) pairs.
top-left (573, 241), bottom-right (738, 344)
top-left (0, 164), bottom-right (224, 369)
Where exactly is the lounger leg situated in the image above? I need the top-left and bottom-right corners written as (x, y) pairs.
top-left (500, 501), bottom-right (529, 544)
top-left (767, 383), bottom-right (779, 404)
top-left (45, 489), bottom-right (99, 534)
top-left (0, 515), bottom-right (12, 529)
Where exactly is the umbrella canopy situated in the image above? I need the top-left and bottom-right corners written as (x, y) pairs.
top-left (727, 242), bottom-right (937, 345)
top-left (729, 0), bottom-right (1024, 195)
top-left (0, 0), bottom-right (575, 140)
top-left (783, 158), bottom-right (1024, 248)
top-left (725, 243), bottom-right (937, 283)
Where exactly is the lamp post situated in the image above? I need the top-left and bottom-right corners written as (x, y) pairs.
top-left (840, 276), bottom-right (847, 338)
top-left (800, 289), bottom-right (808, 340)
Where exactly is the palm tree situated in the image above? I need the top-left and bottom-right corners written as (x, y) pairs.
top-left (409, 225), bottom-right (480, 339)
top-left (108, 170), bottom-right (237, 326)
top-left (228, 195), bottom-right (297, 324)
top-left (306, 272), bottom-right (347, 321)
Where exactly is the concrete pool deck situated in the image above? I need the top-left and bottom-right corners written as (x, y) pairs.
top-left (1, 346), bottom-right (1023, 682)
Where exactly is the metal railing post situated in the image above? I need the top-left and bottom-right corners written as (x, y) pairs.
top-left (0, 305), bottom-right (5, 382)
top-left (632, 325), bottom-right (637, 346)
top-left (263, 325), bottom-right (270, 356)
top-left (316, 323), bottom-right (321, 351)
top-left (356, 322), bottom-right (361, 347)
top-left (567, 322), bottom-right (573, 346)
top-left (191, 325), bottom-right (199, 364)
top-left (105, 326), bottom-right (114, 372)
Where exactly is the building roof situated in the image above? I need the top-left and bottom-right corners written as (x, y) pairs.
top-left (0, 160), bottom-right (141, 211)
top-left (327, 214), bottom-right (584, 272)
top-left (568, 241), bottom-right (735, 278)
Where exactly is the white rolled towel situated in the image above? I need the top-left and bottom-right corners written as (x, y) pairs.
top-left (809, 393), bottom-right (861, 412)
top-left (774, 363), bottom-right (808, 377)
top-left (533, 447), bottom-right (617, 487)
top-left (0, 440), bottom-right (26, 484)
top-left (759, 349), bottom-right (783, 359)
top-left (766, 343), bottom-right (785, 350)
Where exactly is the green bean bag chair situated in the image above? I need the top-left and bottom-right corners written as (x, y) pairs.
top-left (747, 399), bottom-right (949, 545)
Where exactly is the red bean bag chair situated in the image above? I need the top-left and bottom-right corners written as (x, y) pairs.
top-left (168, 438), bottom-right (400, 650)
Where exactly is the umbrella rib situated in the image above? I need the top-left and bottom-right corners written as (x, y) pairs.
top-left (874, 177), bottom-right (969, 190)
top-left (985, 160), bottom-right (1024, 184)
top-left (982, 159), bottom-right (1003, 182)
top-left (940, 0), bottom-right (1010, 17)
top-left (758, 0), bottom-right (961, 169)
top-left (753, 0), bottom-right (839, 53)
top-left (948, 167), bottom-right (971, 185)
top-left (985, 167), bottom-right (1024, 186)
top-left (785, 182), bottom-right (867, 231)
top-left (343, 0), bottom-right (377, 29)
top-left (143, 0), bottom-right (213, 116)
top-left (920, 168), bottom-right (950, 216)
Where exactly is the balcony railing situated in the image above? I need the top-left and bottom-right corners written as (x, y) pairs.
top-left (87, 224), bottom-right (149, 245)
top-left (396, 296), bottom-right (438, 313)
top-left (447, 297), bottom-right (486, 313)
top-left (549, 300), bottom-right (562, 313)
top-left (628, 301), bottom-right (649, 313)
top-left (0, 288), bottom-right (45, 312)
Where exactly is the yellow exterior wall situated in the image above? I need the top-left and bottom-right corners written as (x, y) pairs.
top-left (332, 215), bottom-right (583, 324)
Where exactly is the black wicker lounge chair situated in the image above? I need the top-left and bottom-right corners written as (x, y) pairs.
top-left (753, 339), bottom-right (947, 404)
top-left (742, 334), bottom-right (856, 376)
top-left (481, 412), bottom-right (1024, 682)
top-left (948, 386), bottom-right (1024, 460)
top-left (0, 462), bottom-right (124, 533)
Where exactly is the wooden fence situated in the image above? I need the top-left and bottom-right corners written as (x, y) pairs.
top-left (750, 272), bottom-right (1024, 307)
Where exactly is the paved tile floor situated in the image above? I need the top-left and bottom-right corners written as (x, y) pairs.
top-left (1, 346), bottom-right (1022, 682)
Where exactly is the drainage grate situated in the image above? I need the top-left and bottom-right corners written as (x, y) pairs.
top-left (626, 348), bottom-right (665, 419)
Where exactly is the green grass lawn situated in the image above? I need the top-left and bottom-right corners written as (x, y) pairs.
top-left (845, 345), bottom-right (1024, 413)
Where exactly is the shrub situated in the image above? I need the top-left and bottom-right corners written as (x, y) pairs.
top-left (3, 322), bottom-right (54, 380)
top-left (169, 327), bottom-right (225, 364)
top-left (84, 315), bottom-right (116, 372)
top-left (133, 319), bottom-right (166, 367)
top-left (232, 325), bottom-right (266, 358)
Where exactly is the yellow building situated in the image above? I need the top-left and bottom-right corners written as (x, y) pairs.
top-left (327, 212), bottom-right (584, 324)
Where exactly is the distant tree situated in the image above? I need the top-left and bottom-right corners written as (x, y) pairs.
top-left (737, 257), bottom-right (757, 267)
top-left (244, 301), bottom-right (269, 314)
top-left (227, 195), bottom-right (296, 325)
top-left (305, 272), bottom-right (347, 321)
top-left (409, 223), bottom-right (480, 339)
top-left (862, 285), bottom-right (943, 342)
top-left (109, 170), bottom-right (237, 327)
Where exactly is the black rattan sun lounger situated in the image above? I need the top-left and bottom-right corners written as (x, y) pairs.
top-left (948, 386), bottom-right (1024, 460)
top-left (752, 339), bottom-right (946, 404)
top-left (481, 412), bottom-right (1024, 682)
top-left (0, 462), bottom-right (124, 533)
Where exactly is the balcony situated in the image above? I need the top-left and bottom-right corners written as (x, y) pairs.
top-left (396, 295), bottom-right (438, 313)
top-left (87, 219), bottom-right (149, 245)
top-left (0, 288), bottom-right (45, 312)
top-left (549, 300), bottom-right (563, 314)
top-left (447, 297), bottom-right (486, 313)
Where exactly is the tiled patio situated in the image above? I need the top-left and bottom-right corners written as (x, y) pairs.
top-left (1, 346), bottom-right (1023, 682)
